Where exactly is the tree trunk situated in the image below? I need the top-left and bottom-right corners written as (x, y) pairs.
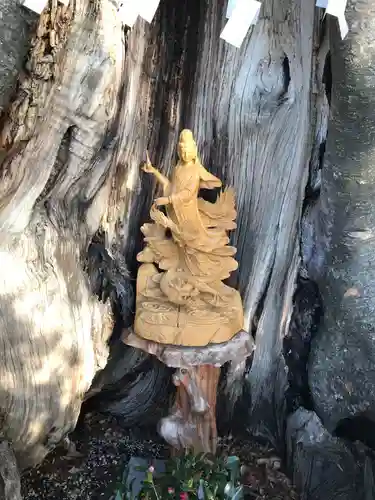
top-left (0, 0), bottom-right (318, 465)
top-left (1, 0), bottom-right (375, 498)
top-left (310, 0), bottom-right (375, 439)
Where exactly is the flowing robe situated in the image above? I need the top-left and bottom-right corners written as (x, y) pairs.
top-left (165, 160), bottom-right (238, 280)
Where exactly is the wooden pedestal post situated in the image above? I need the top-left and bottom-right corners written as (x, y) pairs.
top-left (159, 365), bottom-right (220, 454)
top-left (122, 329), bottom-right (254, 456)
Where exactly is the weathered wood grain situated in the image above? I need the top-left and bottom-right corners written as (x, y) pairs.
top-left (0, 0), bottom-right (320, 466)
top-left (0, 0), bottom-right (124, 467)
top-left (184, 0), bottom-right (317, 440)
top-left (100, 0), bottom-right (318, 441)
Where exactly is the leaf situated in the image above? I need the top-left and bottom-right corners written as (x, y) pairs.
top-left (149, 452), bottom-right (243, 500)
top-left (194, 452), bottom-right (206, 464)
top-left (226, 456), bottom-right (240, 468)
top-left (114, 490), bottom-right (123, 500)
top-left (232, 486), bottom-right (244, 499)
top-left (203, 483), bottom-right (215, 500)
top-left (197, 479), bottom-right (205, 500)
top-left (224, 482), bottom-right (235, 498)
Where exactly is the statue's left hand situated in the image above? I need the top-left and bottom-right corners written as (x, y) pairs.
top-left (154, 196), bottom-right (170, 207)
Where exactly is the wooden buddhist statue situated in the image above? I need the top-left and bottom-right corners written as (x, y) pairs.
top-left (135, 129), bottom-right (244, 347)
top-left (124, 130), bottom-right (250, 453)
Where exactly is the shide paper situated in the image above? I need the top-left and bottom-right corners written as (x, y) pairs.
top-left (22, 0), bottom-right (68, 13)
top-left (138, 0), bottom-right (160, 23)
top-left (316, 0), bottom-right (348, 39)
top-left (221, 0), bottom-right (261, 49)
top-left (118, 0), bottom-right (139, 27)
top-left (118, 0), bottom-right (160, 27)
top-left (226, 0), bottom-right (237, 18)
top-left (22, 0), bottom-right (46, 13)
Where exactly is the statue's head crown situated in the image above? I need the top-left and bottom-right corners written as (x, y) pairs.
top-left (178, 129), bottom-right (197, 162)
top-left (179, 129), bottom-right (195, 144)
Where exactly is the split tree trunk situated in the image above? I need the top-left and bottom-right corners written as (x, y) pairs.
top-left (0, 0), bottom-right (322, 480)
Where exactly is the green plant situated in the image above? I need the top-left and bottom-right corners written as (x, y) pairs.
top-left (115, 451), bottom-right (244, 500)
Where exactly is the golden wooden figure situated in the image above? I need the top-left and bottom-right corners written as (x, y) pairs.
top-left (135, 129), bottom-right (244, 347)
top-left (124, 130), bottom-right (250, 453)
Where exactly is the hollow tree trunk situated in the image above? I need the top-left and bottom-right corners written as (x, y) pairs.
top-left (0, 0), bottom-right (323, 480)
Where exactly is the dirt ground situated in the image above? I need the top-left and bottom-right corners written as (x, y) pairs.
top-left (21, 413), bottom-right (298, 499)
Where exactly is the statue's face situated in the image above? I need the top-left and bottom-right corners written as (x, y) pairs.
top-left (178, 141), bottom-right (197, 162)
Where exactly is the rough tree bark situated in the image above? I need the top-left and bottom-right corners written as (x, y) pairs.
top-left (0, 0), bottom-right (375, 498)
top-left (310, 0), bottom-right (375, 435)
top-left (0, 0), bottom-right (316, 465)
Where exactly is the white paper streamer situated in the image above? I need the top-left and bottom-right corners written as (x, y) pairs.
top-left (118, 0), bottom-right (139, 27)
top-left (220, 0), bottom-right (261, 48)
top-left (22, 0), bottom-right (68, 12)
top-left (226, 0), bottom-right (237, 18)
top-left (22, 0), bottom-right (47, 13)
top-left (336, 15), bottom-right (348, 38)
top-left (138, 0), bottom-right (160, 23)
top-left (118, 0), bottom-right (159, 27)
top-left (316, 0), bottom-right (348, 39)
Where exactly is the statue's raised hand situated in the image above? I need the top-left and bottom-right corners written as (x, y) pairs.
top-left (142, 151), bottom-right (155, 174)
top-left (142, 151), bottom-right (170, 192)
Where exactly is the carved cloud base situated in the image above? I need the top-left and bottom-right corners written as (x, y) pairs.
top-left (134, 263), bottom-right (244, 346)
top-left (122, 329), bottom-right (253, 454)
